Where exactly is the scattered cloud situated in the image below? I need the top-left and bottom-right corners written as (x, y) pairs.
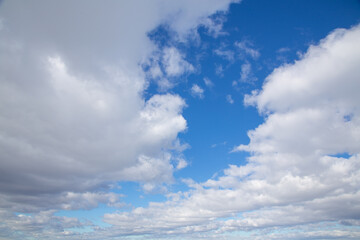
top-left (215, 64), bottom-right (224, 76)
top-left (235, 40), bottom-right (260, 59)
top-left (238, 62), bottom-right (257, 83)
top-left (226, 94), bottom-right (234, 104)
top-left (201, 14), bottom-right (229, 38)
top-left (214, 48), bottom-right (235, 61)
top-left (190, 84), bottom-right (205, 99)
top-left (277, 47), bottom-right (291, 53)
top-left (162, 47), bottom-right (194, 77)
top-left (203, 77), bottom-right (214, 88)
top-left (240, 62), bottom-right (251, 81)
top-left (211, 141), bottom-right (227, 148)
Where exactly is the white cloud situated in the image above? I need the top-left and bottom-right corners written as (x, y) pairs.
top-left (237, 62), bottom-right (257, 83)
top-left (201, 14), bottom-right (228, 38)
top-left (240, 62), bottom-right (251, 81)
top-left (190, 84), bottom-right (205, 99)
top-left (215, 64), bottom-right (224, 76)
top-left (203, 77), bottom-right (214, 88)
top-left (214, 48), bottom-right (235, 61)
top-left (162, 47), bottom-right (194, 77)
top-left (277, 47), bottom-right (291, 53)
top-left (226, 94), bottom-right (234, 104)
top-left (176, 158), bottom-right (188, 170)
top-left (235, 40), bottom-right (260, 59)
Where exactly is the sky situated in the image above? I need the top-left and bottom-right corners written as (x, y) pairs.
top-left (0, 0), bottom-right (360, 239)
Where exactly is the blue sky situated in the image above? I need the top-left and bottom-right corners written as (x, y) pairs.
top-left (1, 0), bottom-right (360, 239)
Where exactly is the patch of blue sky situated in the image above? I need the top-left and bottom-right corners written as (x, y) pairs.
top-left (55, 204), bottom-right (112, 228)
top-left (329, 152), bottom-right (352, 159)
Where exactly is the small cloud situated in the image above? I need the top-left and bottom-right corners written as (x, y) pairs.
top-left (214, 48), bottom-right (235, 62)
top-left (175, 158), bottom-right (188, 170)
top-left (211, 141), bottom-right (227, 148)
top-left (226, 94), bottom-right (234, 104)
top-left (276, 47), bottom-right (291, 62)
top-left (162, 47), bottom-right (194, 77)
top-left (157, 78), bottom-right (174, 92)
top-left (190, 84), bottom-right (204, 99)
top-left (215, 64), bottom-right (224, 77)
top-left (203, 77), bottom-right (214, 88)
top-left (235, 40), bottom-right (260, 59)
top-left (277, 47), bottom-right (290, 53)
top-left (240, 62), bottom-right (251, 82)
top-left (237, 62), bottom-right (257, 84)
top-left (201, 15), bottom-right (228, 38)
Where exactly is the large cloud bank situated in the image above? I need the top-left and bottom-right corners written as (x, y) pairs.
top-left (0, 0), bottom-right (236, 216)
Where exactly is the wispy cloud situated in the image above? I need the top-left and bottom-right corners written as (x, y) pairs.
top-left (190, 84), bottom-right (205, 99)
top-left (235, 40), bottom-right (260, 59)
top-left (226, 94), bottom-right (234, 104)
top-left (203, 77), bottom-right (214, 88)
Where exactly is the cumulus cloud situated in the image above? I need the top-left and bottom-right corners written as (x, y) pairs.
top-left (90, 24), bottom-right (360, 239)
top-left (0, 0), bottom-right (236, 226)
